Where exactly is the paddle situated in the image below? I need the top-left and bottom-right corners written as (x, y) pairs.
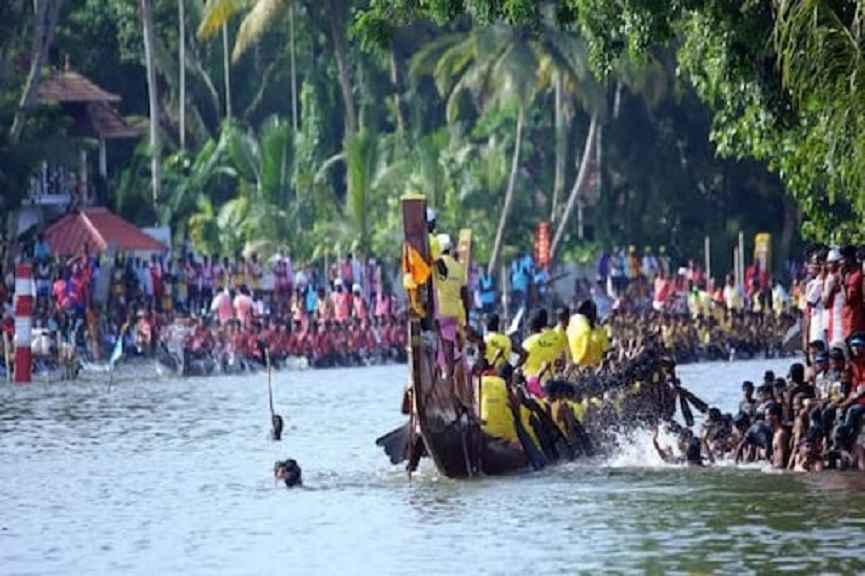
top-left (266, 348), bottom-right (284, 441)
top-left (678, 392), bottom-right (695, 427)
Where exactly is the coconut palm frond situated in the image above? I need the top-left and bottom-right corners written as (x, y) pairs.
top-left (409, 32), bottom-right (465, 79)
top-left (258, 115), bottom-right (293, 205)
top-left (197, 0), bottom-right (243, 40)
top-left (232, 0), bottom-right (290, 62)
top-left (344, 129), bottom-right (378, 254)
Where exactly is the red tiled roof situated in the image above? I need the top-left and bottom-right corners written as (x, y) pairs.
top-left (44, 208), bottom-right (167, 256)
top-left (36, 69), bottom-right (121, 104)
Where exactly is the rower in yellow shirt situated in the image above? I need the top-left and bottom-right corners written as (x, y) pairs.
top-left (483, 313), bottom-right (512, 370)
top-left (520, 309), bottom-right (566, 383)
top-left (432, 233), bottom-right (466, 381)
top-left (566, 300), bottom-right (610, 368)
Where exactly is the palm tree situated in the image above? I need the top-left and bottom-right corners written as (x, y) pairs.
top-left (229, 0), bottom-right (298, 131)
top-left (141, 0), bottom-right (162, 207)
top-left (197, 0), bottom-right (242, 119)
top-left (183, 117), bottom-right (294, 255)
top-left (534, 27), bottom-right (604, 227)
top-left (10, 0), bottom-right (64, 145)
top-left (178, 0), bottom-right (187, 150)
top-left (411, 25), bottom-right (539, 276)
top-left (229, 0), bottom-right (357, 135)
top-left (773, 0), bottom-right (865, 213)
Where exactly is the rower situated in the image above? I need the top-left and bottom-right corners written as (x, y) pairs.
top-left (566, 300), bottom-right (609, 368)
top-left (483, 313), bottom-right (511, 370)
top-left (518, 309), bottom-right (566, 396)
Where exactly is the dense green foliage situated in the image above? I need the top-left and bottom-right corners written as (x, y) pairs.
top-left (1, 0), bottom-right (806, 276)
top-left (358, 0), bottom-right (865, 244)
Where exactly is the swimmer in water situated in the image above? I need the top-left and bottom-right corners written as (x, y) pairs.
top-left (274, 459), bottom-right (302, 487)
top-left (653, 426), bottom-right (706, 466)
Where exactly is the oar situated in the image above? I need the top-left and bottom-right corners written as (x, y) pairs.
top-left (505, 383), bottom-right (545, 470)
top-left (266, 347), bottom-right (274, 417)
top-left (679, 393), bottom-right (695, 428)
top-left (266, 348), bottom-right (284, 441)
top-left (679, 386), bottom-right (709, 414)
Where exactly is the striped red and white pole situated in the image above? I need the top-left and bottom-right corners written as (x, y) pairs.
top-left (14, 262), bottom-right (34, 383)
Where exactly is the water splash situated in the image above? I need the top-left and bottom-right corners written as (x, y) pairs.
top-left (602, 426), bottom-right (675, 468)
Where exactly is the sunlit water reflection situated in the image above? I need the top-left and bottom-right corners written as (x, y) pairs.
top-left (2, 359), bottom-right (864, 575)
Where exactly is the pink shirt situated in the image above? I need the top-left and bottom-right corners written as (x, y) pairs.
top-left (333, 292), bottom-right (351, 322)
top-left (234, 293), bottom-right (254, 327)
top-left (211, 291), bottom-right (234, 325)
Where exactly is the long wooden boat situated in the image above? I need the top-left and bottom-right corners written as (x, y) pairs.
top-left (383, 195), bottom-right (691, 479)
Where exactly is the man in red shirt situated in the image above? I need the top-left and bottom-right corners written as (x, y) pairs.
top-left (839, 332), bottom-right (865, 449)
top-left (841, 246), bottom-right (865, 339)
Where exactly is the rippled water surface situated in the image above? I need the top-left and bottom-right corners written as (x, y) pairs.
top-left (2, 358), bottom-right (865, 575)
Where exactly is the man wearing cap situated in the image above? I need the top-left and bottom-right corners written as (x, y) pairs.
top-left (837, 332), bottom-right (865, 448)
top-left (822, 247), bottom-right (846, 345)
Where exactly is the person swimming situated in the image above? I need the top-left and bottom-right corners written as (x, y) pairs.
top-left (274, 459), bottom-right (302, 487)
top-left (653, 426), bottom-right (706, 466)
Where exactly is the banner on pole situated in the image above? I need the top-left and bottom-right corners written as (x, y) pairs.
top-left (534, 222), bottom-right (551, 270)
top-left (754, 233), bottom-right (771, 274)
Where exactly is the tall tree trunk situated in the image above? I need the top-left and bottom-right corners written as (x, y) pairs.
top-left (289, 2), bottom-right (298, 133)
top-left (10, 0), bottom-right (63, 144)
top-left (152, 32), bottom-right (212, 144)
top-left (549, 114), bottom-right (599, 267)
top-left (222, 23), bottom-right (232, 120)
top-left (550, 72), bottom-right (566, 224)
top-left (178, 0), bottom-right (186, 150)
top-left (326, 0), bottom-right (357, 134)
top-left (390, 43), bottom-right (407, 137)
top-left (488, 106), bottom-right (525, 277)
top-left (141, 0), bottom-right (162, 207)
top-left (185, 38), bottom-right (221, 130)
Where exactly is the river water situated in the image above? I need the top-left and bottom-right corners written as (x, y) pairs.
top-left (2, 358), bottom-right (865, 575)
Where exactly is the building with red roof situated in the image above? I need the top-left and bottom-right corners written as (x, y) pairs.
top-left (44, 208), bottom-right (167, 257)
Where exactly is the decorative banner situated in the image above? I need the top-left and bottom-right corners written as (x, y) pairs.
top-left (754, 233), bottom-right (771, 274)
top-left (534, 221), bottom-right (551, 270)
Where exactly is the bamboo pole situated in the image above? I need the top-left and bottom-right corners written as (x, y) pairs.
top-left (733, 247), bottom-right (739, 295)
top-left (704, 236), bottom-right (711, 287)
top-left (501, 261), bottom-right (509, 328)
